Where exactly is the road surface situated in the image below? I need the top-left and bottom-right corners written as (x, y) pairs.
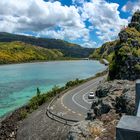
top-left (17, 75), bottom-right (106, 140)
top-left (51, 76), bottom-right (106, 121)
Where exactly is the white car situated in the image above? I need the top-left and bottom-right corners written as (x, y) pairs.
top-left (88, 91), bottom-right (95, 99)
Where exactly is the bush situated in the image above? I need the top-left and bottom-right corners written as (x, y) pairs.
top-left (20, 109), bottom-right (28, 119)
top-left (65, 78), bottom-right (83, 88)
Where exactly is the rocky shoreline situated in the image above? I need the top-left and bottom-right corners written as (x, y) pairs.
top-left (0, 106), bottom-right (27, 140)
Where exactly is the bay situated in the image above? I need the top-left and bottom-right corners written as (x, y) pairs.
top-left (0, 60), bottom-right (106, 117)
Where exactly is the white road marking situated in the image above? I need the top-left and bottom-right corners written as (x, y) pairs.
top-left (72, 80), bottom-right (100, 110)
top-left (72, 111), bottom-right (76, 114)
top-left (78, 113), bottom-right (82, 116)
top-left (82, 92), bottom-right (92, 105)
top-left (82, 88), bottom-right (96, 105)
top-left (60, 77), bottom-right (104, 115)
top-left (64, 106), bottom-right (67, 109)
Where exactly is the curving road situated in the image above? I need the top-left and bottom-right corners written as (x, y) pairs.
top-left (52, 76), bottom-right (106, 121)
top-left (17, 75), bottom-right (106, 140)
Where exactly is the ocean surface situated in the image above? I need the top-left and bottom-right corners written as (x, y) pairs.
top-left (0, 60), bottom-right (106, 117)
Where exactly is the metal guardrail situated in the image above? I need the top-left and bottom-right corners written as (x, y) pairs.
top-left (46, 94), bottom-right (79, 126)
top-left (116, 79), bottom-right (140, 140)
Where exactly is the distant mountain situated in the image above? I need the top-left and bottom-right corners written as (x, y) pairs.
top-left (0, 41), bottom-right (64, 64)
top-left (0, 32), bottom-right (94, 58)
top-left (90, 11), bottom-right (140, 80)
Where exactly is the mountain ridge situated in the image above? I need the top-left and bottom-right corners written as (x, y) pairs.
top-left (0, 32), bottom-right (94, 58)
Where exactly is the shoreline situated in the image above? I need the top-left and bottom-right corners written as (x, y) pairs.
top-left (0, 58), bottom-right (102, 67)
top-left (0, 58), bottom-right (88, 66)
top-left (0, 69), bottom-right (107, 120)
top-left (0, 70), bottom-right (107, 140)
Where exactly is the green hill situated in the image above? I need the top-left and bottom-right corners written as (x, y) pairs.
top-left (0, 32), bottom-right (94, 58)
top-left (90, 11), bottom-right (140, 80)
top-left (89, 40), bottom-right (118, 62)
top-left (0, 41), bottom-right (64, 64)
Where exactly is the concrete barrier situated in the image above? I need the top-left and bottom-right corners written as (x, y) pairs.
top-left (136, 80), bottom-right (140, 116)
top-left (116, 80), bottom-right (140, 140)
top-left (46, 94), bottom-right (78, 126)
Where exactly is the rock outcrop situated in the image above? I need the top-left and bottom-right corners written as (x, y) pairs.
top-left (92, 80), bottom-right (135, 116)
top-left (108, 11), bottom-right (140, 80)
top-left (90, 11), bottom-right (140, 80)
top-left (67, 80), bottom-right (135, 140)
top-left (128, 10), bottom-right (140, 31)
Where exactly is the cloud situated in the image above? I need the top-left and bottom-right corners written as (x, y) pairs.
top-left (0, 0), bottom-right (129, 48)
top-left (81, 0), bottom-right (128, 42)
top-left (0, 0), bottom-right (88, 41)
top-left (122, 0), bottom-right (140, 13)
top-left (82, 41), bottom-right (97, 48)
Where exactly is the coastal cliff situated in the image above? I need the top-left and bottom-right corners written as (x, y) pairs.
top-left (90, 11), bottom-right (140, 80)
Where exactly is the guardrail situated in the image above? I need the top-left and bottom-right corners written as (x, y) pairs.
top-left (46, 94), bottom-right (79, 126)
top-left (116, 80), bottom-right (140, 140)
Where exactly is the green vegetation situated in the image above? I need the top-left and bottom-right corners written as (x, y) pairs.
top-left (19, 70), bottom-right (107, 119)
top-left (65, 78), bottom-right (84, 87)
top-left (0, 32), bottom-right (94, 58)
top-left (20, 109), bottom-right (28, 119)
top-left (108, 27), bottom-right (140, 80)
top-left (90, 11), bottom-right (140, 80)
top-left (89, 40), bottom-right (118, 62)
top-left (0, 41), bottom-right (64, 64)
top-left (19, 78), bottom-right (84, 119)
top-left (134, 64), bottom-right (140, 71)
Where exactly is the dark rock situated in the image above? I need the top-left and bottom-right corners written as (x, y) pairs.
top-left (128, 10), bottom-right (140, 31)
top-left (95, 84), bottom-right (112, 98)
top-left (119, 30), bottom-right (128, 42)
top-left (94, 103), bottom-right (111, 117)
top-left (93, 80), bottom-right (135, 117)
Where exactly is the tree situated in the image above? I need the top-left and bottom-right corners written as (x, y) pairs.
top-left (36, 87), bottom-right (41, 97)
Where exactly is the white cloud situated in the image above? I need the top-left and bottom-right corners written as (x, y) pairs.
top-left (0, 0), bottom-right (130, 48)
top-left (39, 26), bottom-right (89, 41)
top-left (0, 0), bottom-right (88, 41)
top-left (122, 0), bottom-right (140, 13)
top-left (81, 0), bottom-right (128, 42)
top-left (82, 41), bottom-right (97, 48)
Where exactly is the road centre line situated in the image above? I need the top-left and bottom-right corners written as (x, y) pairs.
top-left (60, 77), bottom-right (103, 116)
top-left (72, 80), bottom-right (99, 110)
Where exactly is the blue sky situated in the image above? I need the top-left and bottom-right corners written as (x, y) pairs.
top-left (0, 0), bottom-right (139, 48)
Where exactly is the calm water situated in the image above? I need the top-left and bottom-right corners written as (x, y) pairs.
top-left (0, 60), bottom-right (106, 117)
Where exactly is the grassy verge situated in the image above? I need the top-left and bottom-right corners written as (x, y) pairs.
top-left (19, 70), bottom-right (108, 119)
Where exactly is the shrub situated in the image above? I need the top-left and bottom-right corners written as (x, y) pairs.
top-left (20, 109), bottom-right (28, 119)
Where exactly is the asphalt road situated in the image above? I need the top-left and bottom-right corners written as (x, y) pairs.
top-left (52, 76), bottom-right (106, 120)
top-left (17, 75), bottom-right (106, 140)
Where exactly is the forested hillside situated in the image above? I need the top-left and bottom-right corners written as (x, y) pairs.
top-left (0, 41), bottom-right (63, 64)
top-left (0, 32), bottom-right (94, 58)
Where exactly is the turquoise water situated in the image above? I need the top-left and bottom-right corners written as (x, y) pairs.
top-left (0, 60), bottom-right (106, 117)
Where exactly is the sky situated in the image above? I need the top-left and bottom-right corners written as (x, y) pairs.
top-left (0, 0), bottom-right (139, 48)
